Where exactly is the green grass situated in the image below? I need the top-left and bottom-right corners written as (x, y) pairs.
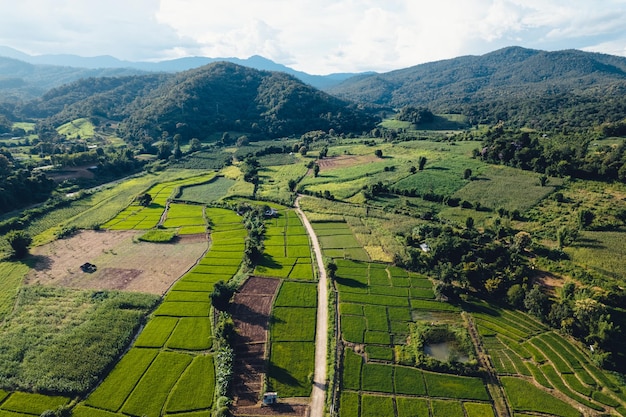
top-left (341, 315), bottom-right (366, 343)
top-left (138, 229), bottom-right (178, 242)
top-left (394, 366), bottom-right (426, 395)
top-left (121, 351), bottom-right (192, 417)
top-left (134, 317), bottom-right (179, 348)
top-left (154, 301), bottom-right (210, 317)
top-left (268, 342), bottom-right (315, 397)
top-left (365, 345), bottom-right (394, 361)
top-left (57, 118), bottom-right (96, 139)
top-left (464, 402), bottom-right (495, 417)
top-left (341, 349), bottom-right (362, 390)
top-left (361, 363), bottom-right (394, 393)
top-left (72, 405), bottom-right (126, 417)
top-left (339, 391), bottom-right (359, 417)
top-left (0, 392), bottom-right (70, 415)
top-left (0, 262), bottom-right (28, 321)
top-left (178, 176), bottom-right (235, 203)
top-left (396, 397), bottom-right (430, 417)
top-left (431, 399), bottom-right (465, 417)
top-left (85, 348), bottom-right (159, 411)
top-left (361, 394), bottom-right (395, 417)
top-left (271, 307), bottom-right (316, 342)
top-left (423, 371), bottom-right (489, 400)
top-left (274, 282), bottom-right (317, 307)
top-left (501, 376), bottom-right (582, 417)
top-left (0, 287), bottom-right (158, 395)
top-left (166, 317), bottom-right (213, 350)
top-left (165, 354), bottom-right (215, 413)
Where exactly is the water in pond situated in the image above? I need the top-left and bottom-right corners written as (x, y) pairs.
top-left (424, 342), bottom-right (469, 363)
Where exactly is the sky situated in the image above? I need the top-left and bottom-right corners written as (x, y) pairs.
top-left (0, 0), bottom-right (625, 74)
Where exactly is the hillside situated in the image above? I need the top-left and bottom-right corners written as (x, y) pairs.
top-left (328, 46), bottom-right (626, 129)
top-left (122, 62), bottom-right (375, 141)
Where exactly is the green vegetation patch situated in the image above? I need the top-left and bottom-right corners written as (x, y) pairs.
top-left (361, 363), bottom-right (394, 393)
top-left (339, 391), bottom-right (359, 417)
top-left (0, 287), bottom-right (158, 395)
top-left (0, 392), bottom-right (70, 415)
top-left (394, 366), bottom-right (426, 395)
top-left (341, 315), bottom-right (366, 343)
top-left (396, 396), bottom-right (430, 417)
top-left (138, 229), bottom-right (178, 242)
top-left (72, 405), bottom-right (125, 417)
top-left (165, 354), bottom-right (215, 413)
top-left (431, 399), bottom-right (465, 417)
top-left (501, 377), bottom-right (581, 417)
top-left (274, 282), bottom-right (317, 307)
top-left (271, 307), bottom-right (316, 342)
top-left (361, 394), bottom-right (395, 417)
top-left (268, 342), bottom-right (315, 397)
top-left (464, 402), bottom-right (495, 417)
top-left (154, 301), bottom-right (210, 317)
top-left (85, 348), bottom-right (158, 411)
top-left (121, 351), bottom-right (193, 417)
top-left (423, 371), bottom-right (489, 400)
top-left (341, 349), bottom-right (362, 390)
top-left (179, 177), bottom-right (237, 203)
top-left (0, 262), bottom-right (29, 321)
top-left (135, 316), bottom-right (179, 348)
top-left (166, 317), bottom-right (213, 350)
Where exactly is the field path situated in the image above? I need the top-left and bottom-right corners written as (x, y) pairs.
top-left (295, 196), bottom-right (328, 417)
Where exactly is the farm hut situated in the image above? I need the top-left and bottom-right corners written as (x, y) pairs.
top-left (262, 392), bottom-right (278, 406)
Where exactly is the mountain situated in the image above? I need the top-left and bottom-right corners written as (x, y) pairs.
top-left (327, 46), bottom-right (626, 129)
top-left (0, 46), bottom-right (367, 91)
top-left (24, 62), bottom-right (376, 141)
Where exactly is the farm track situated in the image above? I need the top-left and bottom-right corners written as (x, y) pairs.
top-left (295, 196), bottom-right (328, 417)
top-left (463, 312), bottom-right (512, 417)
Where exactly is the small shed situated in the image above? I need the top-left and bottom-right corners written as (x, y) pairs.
top-left (262, 392), bottom-right (278, 406)
top-left (80, 262), bottom-right (97, 273)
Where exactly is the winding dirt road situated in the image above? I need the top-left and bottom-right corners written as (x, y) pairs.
top-left (294, 196), bottom-right (328, 417)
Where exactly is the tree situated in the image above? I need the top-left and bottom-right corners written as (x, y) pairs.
top-left (313, 164), bottom-right (320, 177)
top-left (578, 209), bottom-right (594, 229)
top-left (299, 146), bottom-right (308, 156)
top-left (375, 149), bottom-right (383, 158)
top-left (465, 216), bottom-right (475, 229)
top-left (524, 285), bottom-right (549, 319)
top-left (138, 193), bottom-right (152, 207)
top-left (513, 231), bottom-right (532, 252)
top-left (464, 168), bottom-right (472, 180)
top-left (539, 174), bottom-right (548, 187)
top-left (6, 230), bottom-right (32, 259)
top-left (326, 259), bottom-right (337, 279)
top-left (418, 156), bottom-right (427, 171)
top-left (507, 284), bottom-right (526, 308)
top-left (211, 280), bottom-right (235, 311)
top-left (410, 166), bottom-right (417, 174)
top-left (189, 138), bottom-right (202, 152)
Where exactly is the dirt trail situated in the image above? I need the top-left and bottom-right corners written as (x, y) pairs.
top-left (295, 196), bottom-right (328, 417)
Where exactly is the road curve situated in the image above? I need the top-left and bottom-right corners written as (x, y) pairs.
top-left (294, 196), bottom-right (328, 417)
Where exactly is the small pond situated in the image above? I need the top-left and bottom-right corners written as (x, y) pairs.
top-left (424, 341), bottom-right (469, 363)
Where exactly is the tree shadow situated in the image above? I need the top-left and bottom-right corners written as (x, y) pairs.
top-left (268, 364), bottom-right (301, 387)
top-left (23, 254), bottom-right (52, 271)
top-left (571, 238), bottom-right (606, 249)
top-left (334, 275), bottom-right (368, 289)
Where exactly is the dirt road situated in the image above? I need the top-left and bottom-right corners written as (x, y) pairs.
top-left (295, 196), bottom-right (328, 417)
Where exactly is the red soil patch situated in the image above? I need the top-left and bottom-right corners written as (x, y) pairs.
top-left (316, 154), bottom-right (379, 171)
top-left (231, 276), bottom-right (309, 416)
top-left (26, 230), bottom-right (208, 295)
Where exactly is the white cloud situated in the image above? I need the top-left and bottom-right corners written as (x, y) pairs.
top-left (0, 0), bottom-right (625, 73)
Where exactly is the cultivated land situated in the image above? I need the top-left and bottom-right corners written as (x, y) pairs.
top-left (0, 130), bottom-right (625, 417)
top-left (26, 230), bottom-right (208, 294)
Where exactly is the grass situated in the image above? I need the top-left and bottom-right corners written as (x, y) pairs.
top-left (165, 354), bottom-right (215, 413)
top-left (138, 229), bottom-right (178, 242)
top-left (423, 371), bottom-right (489, 400)
top-left (268, 342), bottom-right (315, 397)
top-left (464, 402), bottom-right (495, 417)
top-left (57, 118), bottom-right (96, 139)
top-left (121, 351), bottom-right (193, 417)
top-left (501, 376), bottom-right (582, 417)
top-left (134, 316), bottom-right (179, 348)
top-left (0, 392), bottom-right (70, 415)
top-left (84, 348), bottom-right (158, 411)
top-left (396, 397), bottom-right (430, 417)
top-left (394, 366), bottom-right (426, 395)
top-left (154, 301), bottom-right (210, 317)
top-left (341, 349), bottom-right (362, 390)
top-left (361, 363), bottom-right (394, 393)
top-left (431, 399), bottom-right (465, 417)
top-left (271, 307), bottom-right (316, 342)
top-left (339, 391), bottom-right (359, 417)
top-left (274, 282), bottom-right (317, 307)
top-left (0, 287), bottom-right (158, 395)
top-left (0, 262), bottom-right (28, 321)
top-left (341, 315), bottom-right (366, 343)
top-left (166, 317), bottom-right (213, 350)
top-left (178, 176), bottom-right (235, 203)
top-left (361, 394), bottom-right (395, 417)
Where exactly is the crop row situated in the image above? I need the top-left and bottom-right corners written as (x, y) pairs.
top-left (0, 392), bottom-right (70, 416)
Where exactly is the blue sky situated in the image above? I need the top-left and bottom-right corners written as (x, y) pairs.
top-left (0, 0), bottom-right (625, 74)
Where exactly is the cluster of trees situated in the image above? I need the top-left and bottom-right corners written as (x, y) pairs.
top-left (478, 126), bottom-right (626, 182)
top-left (396, 106), bottom-right (435, 125)
top-left (0, 150), bottom-right (56, 215)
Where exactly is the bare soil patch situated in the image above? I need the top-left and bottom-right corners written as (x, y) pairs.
top-left (231, 276), bottom-right (306, 416)
top-left (316, 154), bottom-right (379, 171)
top-left (26, 230), bottom-right (208, 295)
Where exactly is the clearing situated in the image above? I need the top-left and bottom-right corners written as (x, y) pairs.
top-left (316, 154), bottom-right (379, 171)
top-left (26, 230), bottom-right (208, 294)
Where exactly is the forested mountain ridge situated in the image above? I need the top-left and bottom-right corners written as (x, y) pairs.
top-left (328, 46), bottom-right (626, 129)
top-left (121, 62), bottom-right (375, 141)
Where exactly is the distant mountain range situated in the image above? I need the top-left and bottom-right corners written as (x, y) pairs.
top-left (0, 46), bottom-right (369, 95)
top-left (327, 46), bottom-right (626, 128)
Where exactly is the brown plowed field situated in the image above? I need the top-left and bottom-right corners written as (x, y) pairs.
top-left (26, 230), bottom-right (208, 294)
top-left (231, 276), bottom-right (309, 416)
